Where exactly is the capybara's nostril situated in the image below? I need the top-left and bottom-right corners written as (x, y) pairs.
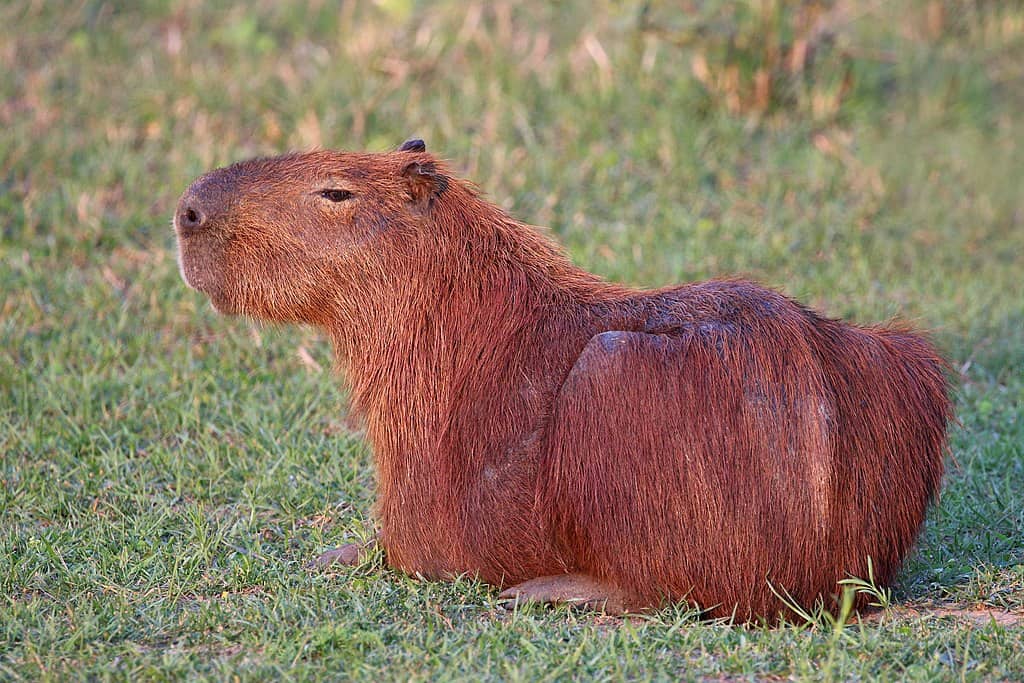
top-left (178, 204), bottom-right (205, 232)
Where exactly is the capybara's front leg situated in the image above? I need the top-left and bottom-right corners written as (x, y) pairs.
top-left (497, 573), bottom-right (631, 614)
top-left (307, 536), bottom-right (378, 569)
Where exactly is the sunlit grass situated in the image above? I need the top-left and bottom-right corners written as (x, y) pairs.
top-left (1, 1), bottom-right (1022, 679)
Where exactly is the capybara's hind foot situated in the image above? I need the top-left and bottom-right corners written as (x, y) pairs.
top-left (498, 573), bottom-right (630, 614)
top-left (306, 539), bottom-right (376, 570)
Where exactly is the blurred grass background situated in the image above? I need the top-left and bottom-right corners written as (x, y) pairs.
top-left (2, 0), bottom-right (1023, 679)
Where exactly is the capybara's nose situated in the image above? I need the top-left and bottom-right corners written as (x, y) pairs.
top-left (177, 203), bottom-right (205, 232)
top-left (175, 167), bottom-right (238, 235)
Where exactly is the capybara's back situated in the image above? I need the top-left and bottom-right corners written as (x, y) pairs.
top-left (174, 143), bottom-right (951, 621)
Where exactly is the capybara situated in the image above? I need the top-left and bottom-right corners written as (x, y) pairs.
top-left (174, 139), bottom-right (950, 621)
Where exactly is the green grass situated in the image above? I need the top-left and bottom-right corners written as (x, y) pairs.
top-left (2, 1), bottom-right (1023, 680)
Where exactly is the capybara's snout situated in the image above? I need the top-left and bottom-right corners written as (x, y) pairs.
top-left (174, 166), bottom-right (242, 236)
top-left (175, 198), bottom-right (206, 234)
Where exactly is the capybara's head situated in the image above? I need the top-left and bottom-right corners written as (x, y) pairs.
top-left (174, 139), bottom-right (447, 321)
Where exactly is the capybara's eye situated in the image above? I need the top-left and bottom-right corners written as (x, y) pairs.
top-left (318, 189), bottom-right (353, 202)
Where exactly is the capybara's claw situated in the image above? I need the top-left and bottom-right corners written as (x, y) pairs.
top-left (498, 574), bottom-right (629, 614)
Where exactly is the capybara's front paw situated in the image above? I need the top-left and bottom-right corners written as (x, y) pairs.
top-left (306, 543), bottom-right (369, 570)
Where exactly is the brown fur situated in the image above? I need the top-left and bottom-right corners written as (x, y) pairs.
top-left (174, 141), bottom-right (951, 622)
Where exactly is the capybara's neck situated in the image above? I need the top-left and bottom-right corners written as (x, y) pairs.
top-left (326, 184), bottom-right (624, 417)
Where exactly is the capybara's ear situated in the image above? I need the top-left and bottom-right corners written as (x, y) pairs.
top-left (399, 138), bottom-right (426, 153)
top-left (401, 160), bottom-right (449, 207)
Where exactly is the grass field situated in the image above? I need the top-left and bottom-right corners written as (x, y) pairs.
top-left (2, 1), bottom-right (1023, 680)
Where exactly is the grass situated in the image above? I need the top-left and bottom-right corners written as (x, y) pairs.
top-left (2, 0), bottom-right (1023, 679)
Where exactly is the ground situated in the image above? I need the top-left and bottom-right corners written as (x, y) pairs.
top-left (1, 1), bottom-right (1022, 680)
